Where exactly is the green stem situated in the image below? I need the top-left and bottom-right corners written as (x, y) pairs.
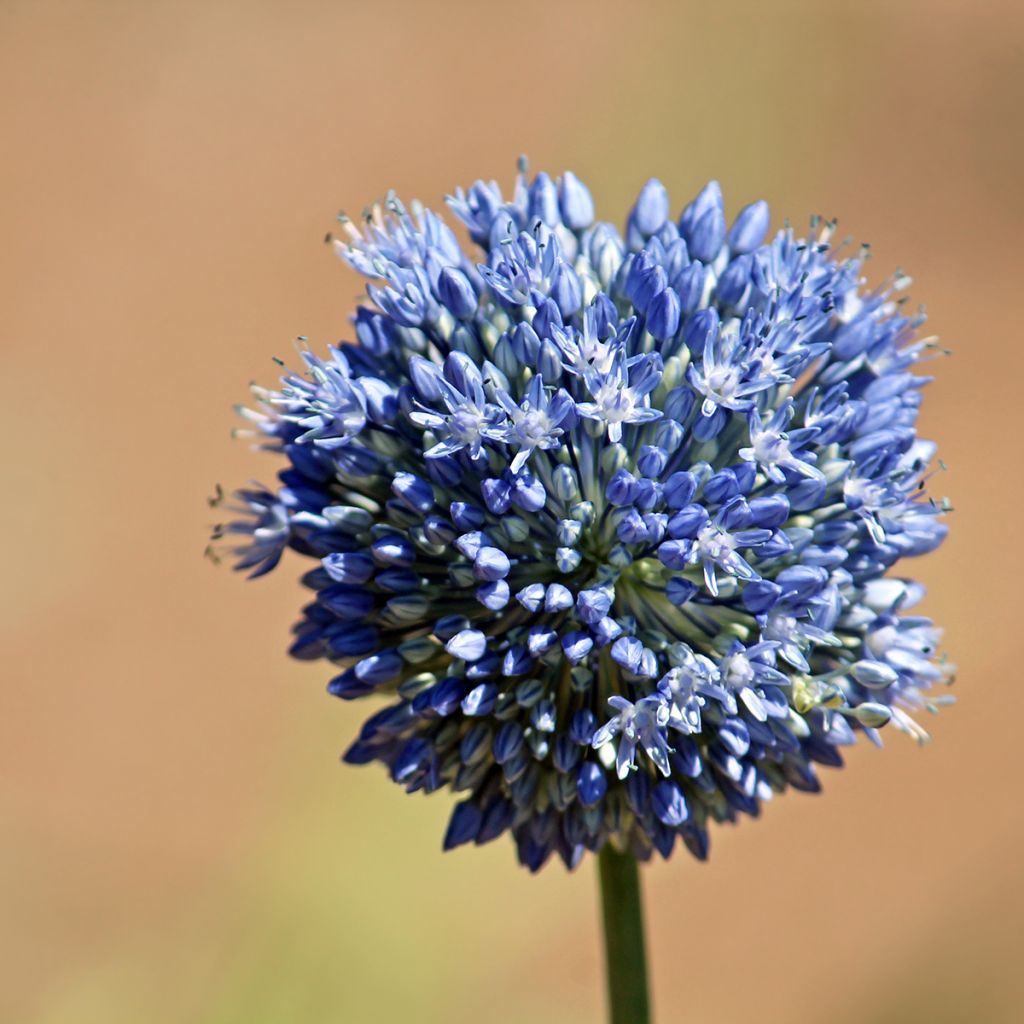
top-left (597, 845), bottom-right (651, 1024)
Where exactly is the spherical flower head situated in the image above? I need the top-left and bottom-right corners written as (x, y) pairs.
top-left (213, 161), bottom-right (953, 871)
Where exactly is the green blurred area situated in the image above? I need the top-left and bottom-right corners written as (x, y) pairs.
top-left (3, 1), bottom-right (1023, 1021)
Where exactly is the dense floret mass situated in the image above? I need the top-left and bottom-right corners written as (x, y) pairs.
top-left (214, 162), bottom-right (952, 870)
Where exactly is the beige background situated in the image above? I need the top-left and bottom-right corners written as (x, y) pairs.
top-left (3, 1), bottom-right (1022, 1021)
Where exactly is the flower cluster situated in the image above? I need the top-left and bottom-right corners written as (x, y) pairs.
top-left (214, 161), bottom-right (952, 870)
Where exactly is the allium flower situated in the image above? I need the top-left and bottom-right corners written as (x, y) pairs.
top-left (213, 161), bottom-right (953, 873)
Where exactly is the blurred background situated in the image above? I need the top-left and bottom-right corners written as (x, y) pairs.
top-left (3, 1), bottom-right (1022, 1021)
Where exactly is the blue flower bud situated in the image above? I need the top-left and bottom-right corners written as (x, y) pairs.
top-left (606, 468), bottom-right (638, 506)
top-left (551, 263), bottom-right (583, 317)
top-left (727, 199), bottom-right (770, 254)
top-left (666, 577), bottom-right (699, 606)
top-left (476, 580), bottom-right (509, 611)
top-left (392, 472), bottom-right (434, 514)
top-left (322, 551), bottom-right (374, 584)
top-left (446, 629), bottom-right (487, 662)
top-left (532, 297), bottom-right (562, 339)
top-left (577, 763), bottom-right (607, 807)
top-left (474, 546), bottom-right (511, 581)
top-left (558, 171), bottom-right (594, 230)
top-left (528, 171), bottom-right (560, 225)
top-left (437, 267), bottom-right (477, 318)
top-left (631, 178), bottom-right (670, 237)
top-left (653, 779), bottom-right (689, 826)
top-left (646, 285), bottom-right (680, 341)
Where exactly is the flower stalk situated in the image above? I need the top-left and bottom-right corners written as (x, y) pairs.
top-left (598, 845), bottom-right (651, 1024)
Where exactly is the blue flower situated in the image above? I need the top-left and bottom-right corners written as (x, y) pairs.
top-left (591, 694), bottom-right (672, 779)
top-left (214, 162), bottom-right (953, 871)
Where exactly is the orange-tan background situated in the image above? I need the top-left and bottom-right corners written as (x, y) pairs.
top-left (3, 1), bottom-right (1022, 1021)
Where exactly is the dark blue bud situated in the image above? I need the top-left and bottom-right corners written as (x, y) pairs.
top-left (321, 551), bottom-right (374, 584)
top-left (652, 780), bottom-right (689, 826)
top-left (538, 339), bottom-right (564, 381)
top-left (667, 504), bottom-right (709, 538)
top-left (714, 253), bottom-right (752, 308)
top-left (423, 515), bottom-right (457, 546)
top-left (528, 171), bottom-right (560, 225)
top-left (647, 286), bottom-right (681, 341)
top-left (577, 587), bottom-right (613, 625)
top-left (474, 546), bottom-right (511, 581)
top-left (718, 496), bottom-right (753, 531)
top-left (392, 737), bottom-right (431, 783)
top-left (445, 628), bottom-right (488, 662)
top-left (370, 534), bottom-right (416, 567)
top-left (562, 631), bottom-right (594, 664)
top-left (727, 200), bottom-right (770, 254)
top-left (461, 682), bottom-right (498, 716)
top-left (682, 306), bottom-right (719, 354)
top-left (758, 531), bottom-right (795, 560)
top-left (682, 182), bottom-right (725, 262)
top-left (606, 468), bottom-right (638, 506)
top-left (532, 298), bottom-right (563, 339)
top-left (664, 471), bottom-right (697, 508)
top-left (642, 512), bottom-right (668, 543)
top-left (477, 797), bottom-right (514, 844)
top-left (408, 354), bottom-right (443, 401)
top-left (326, 623), bottom-right (379, 658)
top-left (511, 321), bottom-right (542, 361)
top-left (481, 477), bottom-right (513, 515)
top-left (476, 580), bottom-right (510, 611)
top-left (327, 668), bottom-right (373, 700)
top-left (392, 472), bottom-right (434, 515)
top-left (550, 263), bottom-right (583, 317)
top-left (633, 264), bottom-right (667, 316)
top-left (775, 565), bottom-right (828, 603)
top-left (375, 569), bottom-right (420, 593)
top-left (624, 251), bottom-right (654, 302)
top-left (654, 418), bottom-right (686, 453)
top-left (431, 677), bottom-right (467, 717)
top-left (674, 261), bottom-right (706, 313)
top-left (611, 636), bottom-right (644, 673)
top-left (503, 644), bottom-right (534, 677)
top-left (545, 583), bottom-right (574, 613)
top-left (633, 479), bottom-right (661, 512)
top-left (666, 577), bottom-right (699, 605)
top-left (319, 585), bottom-right (375, 619)
top-left (801, 544), bottom-right (846, 569)
top-left (354, 650), bottom-right (403, 686)
top-left (703, 468), bottom-right (739, 504)
top-left (593, 616), bottom-right (624, 646)
top-left (425, 454), bottom-right (462, 488)
top-left (577, 763), bottom-right (607, 807)
top-left (450, 501), bottom-right (485, 531)
top-left (559, 171), bottom-right (594, 230)
top-left (692, 406), bottom-right (728, 442)
top-left (516, 583), bottom-right (546, 612)
top-left (553, 734), bottom-right (581, 773)
top-left (570, 709), bottom-right (597, 745)
top-left (437, 267), bottom-right (477, 318)
top-left (748, 494), bottom-right (791, 529)
top-left (460, 723), bottom-right (490, 764)
top-left (741, 579), bottom-right (783, 614)
top-left (616, 508), bottom-right (649, 544)
top-left (625, 771), bottom-right (651, 815)
top-left (494, 722), bottom-right (525, 764)
top-left (631, 178), bottom-right (670, 236)
top-left (443, 800), bottom-right (482, 849)
top-left (657, 540), bottom-right (690, 570)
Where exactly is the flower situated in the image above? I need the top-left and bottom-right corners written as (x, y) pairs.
top-left (213, 160), bottom-right (953, 871)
